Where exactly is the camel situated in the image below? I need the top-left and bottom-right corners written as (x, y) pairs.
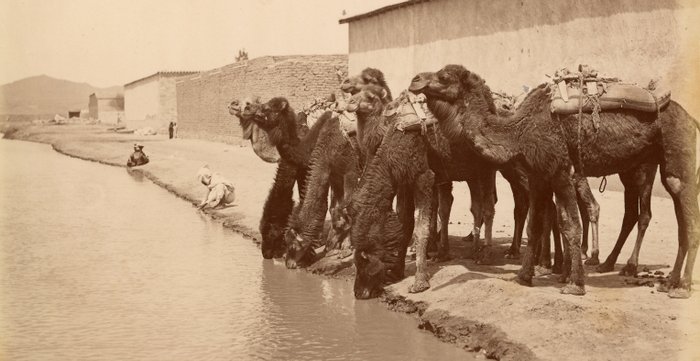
top-left (346, 90), bottom-right (451, 299)
top-left (283, 113), bottom-right (362, 268)
top-left (230, 97), bottom-right (333, 259)
top-left (409, 64), bottom-right (699, 298)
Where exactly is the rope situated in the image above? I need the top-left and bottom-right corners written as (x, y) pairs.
top-left (576, 74), bottom-right (585, 175)
top-left (598, 176), bottom-right (607, 193)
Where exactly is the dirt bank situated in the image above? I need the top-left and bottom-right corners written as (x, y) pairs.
top-left (5, 124), bottom-right (699, 361)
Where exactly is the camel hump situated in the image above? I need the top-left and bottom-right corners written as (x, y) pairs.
top-left (549, 65), bottom-right (671, 115)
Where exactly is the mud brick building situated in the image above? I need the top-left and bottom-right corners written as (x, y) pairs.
top-left (340, 0), bottom-right (700, 118)
top-left (176, 55), bottom-right (347, 144)
top-left (124, 71), bottom-right (198, 131)
top-left (88, 92), bottom-right (124, 124)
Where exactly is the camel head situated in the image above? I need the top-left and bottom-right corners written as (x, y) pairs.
top-left (345, 84), bottom-right (386, 115)
top-left (229, 97), bottom-right (264, 140)
top-left (354, 249), bottom-right (386, 299)
top-left (409, 64), bottom-right (497, 114)
top-left (341, 68), bottom-right (393, 102)
top-left (284, 228), bottom-right (316, 269)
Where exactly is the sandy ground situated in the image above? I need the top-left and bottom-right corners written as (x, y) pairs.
top-left (4, 124), bottom-right (700, 361)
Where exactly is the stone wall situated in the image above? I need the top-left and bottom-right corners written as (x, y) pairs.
top-left (345, 0), bottom-right (700, 118)
top-left (176, 55), bottom-right (348, 144)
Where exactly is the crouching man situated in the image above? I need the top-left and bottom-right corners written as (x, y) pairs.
top-left (126, 143), bottom-right (149, 167)
top-left (196, 165), bottom-right (236, 210)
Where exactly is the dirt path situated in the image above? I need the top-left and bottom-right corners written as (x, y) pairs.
top-left (5, 124), bottom-right (699, 361)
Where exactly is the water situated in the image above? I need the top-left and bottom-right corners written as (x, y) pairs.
top-left (0, 139), bottom-right (471, 360)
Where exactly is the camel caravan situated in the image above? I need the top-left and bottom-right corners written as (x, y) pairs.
top-left (228, 64), bottom-right (700, 300)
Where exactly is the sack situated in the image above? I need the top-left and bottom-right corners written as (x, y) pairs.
top-left (549, 65), bottom-right (671, 115)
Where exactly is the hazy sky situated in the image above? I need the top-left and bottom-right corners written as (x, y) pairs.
top-left (0, 0), bottom-right (396, 87)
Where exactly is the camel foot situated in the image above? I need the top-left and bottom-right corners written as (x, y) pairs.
top-left (596, 261), bottom-right (615, 273)
top-left (462, 234), bottom-right (474, 243)
top-left (513, 275), bottom-right (533, 287)
top-left (668, 287), bottom-right (691, 299)
top-left (619, 263), bottom-right (637, 277)
top-left (584, 255), bottom-right (600, 266)
top-left (534, 265), bottom-right (552, 277)
top-left (503, 248), bottom-right (520, 259)
top-left (408, 279), bottom-right (430, 293)
top-left (561, 283), bottom-right (586, 296)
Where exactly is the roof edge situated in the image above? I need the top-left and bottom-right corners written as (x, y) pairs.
top-left (124, 71), bottom-right (200, 87)
top-left (339, 0), bottom-right (430, 24)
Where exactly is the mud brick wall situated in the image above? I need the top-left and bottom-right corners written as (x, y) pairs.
top-left (176, 55), bottom-right (348, 144)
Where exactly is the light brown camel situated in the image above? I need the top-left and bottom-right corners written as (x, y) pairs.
top-left (410, 64), bottom-right (699, 298)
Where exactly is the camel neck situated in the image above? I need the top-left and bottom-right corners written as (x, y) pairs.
top-left (426, 98), bottom-right (517, 165)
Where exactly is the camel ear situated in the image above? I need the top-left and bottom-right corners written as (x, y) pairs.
top-left (381, 88), bottom-right (388, 99)
top-left (359, 251), bottom-right (368, 260)
top-left (280, 101), bottom-right (288, 111)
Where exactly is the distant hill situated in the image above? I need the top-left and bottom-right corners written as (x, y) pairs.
top-left (0, 75), bottom-right (122, 116)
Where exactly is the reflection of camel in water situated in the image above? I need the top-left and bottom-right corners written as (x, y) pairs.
top-left (410, 64), bottom-right (700, 298)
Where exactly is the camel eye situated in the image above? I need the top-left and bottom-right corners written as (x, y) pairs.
top-left (438, 73), bottom-right (450, 83)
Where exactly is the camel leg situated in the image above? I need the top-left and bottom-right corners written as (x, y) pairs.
top-left (551, 203), bottom-right (564, 274)
top-left (336, 168), bottom-right (359, 253)
top-left (612, 164), bottom-right (657, 276)
top-left (516, 180), bottom-right (549, 287)
top-left (408, 170), bottom-right (435, 293)
top-left (465, 177), bottom-right (484, 257)
top-left (499, 165), bottom-right (530, 259)
top-left (395, 186), bottom-right (415, 278)
top-left (622, 178), bottom-right (652, 276)
top-left (427, 185), bottom-right (439, 254)
top-left (660, 173), bottom-right (698, 298)
top-left (537, 201), bottom-right (554, 269)
top-left (434, 181), bottom-right (453, 261)
top-left (481, 169), bottom-right (497, 247)
top-left (575, 174), bottom-right (601, 266)
top-left (597, 174), bottom-right (640, 273)
top-left (657, 106), bottom-right (700, 298)
top-left (553, 170), bottom-right (585, 295)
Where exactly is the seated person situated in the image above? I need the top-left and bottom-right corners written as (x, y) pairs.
top-left (126, 143), bottom-right (149, 167)
top-left (196, 165), bottom-right (236, 209)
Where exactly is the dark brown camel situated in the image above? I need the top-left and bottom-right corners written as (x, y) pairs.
top-left (346, 91), bottom-right (450, 299)
top-left (410, 64), bottom-right (699, 298)
top-left (283, 113), bottom-right (362, 268)
top-left (233, 97), bottom-right (333, 259)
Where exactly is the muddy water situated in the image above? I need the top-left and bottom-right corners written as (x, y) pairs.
top-left (0, 139), bottom-right (471, 360)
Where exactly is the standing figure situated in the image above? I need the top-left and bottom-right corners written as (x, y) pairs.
top-left (168, 122), bottom-right (175, 139)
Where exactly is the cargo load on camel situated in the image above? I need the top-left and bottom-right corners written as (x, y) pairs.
top-left (549, 64), bottom-right (671, 115)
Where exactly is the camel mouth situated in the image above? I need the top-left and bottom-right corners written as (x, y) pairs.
top-left (228, 100), bottom-right (242, 116)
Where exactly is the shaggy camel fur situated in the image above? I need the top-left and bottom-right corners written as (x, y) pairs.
top-left (410, 64), bottom-right (700, 298)
top-left (283, 114), bottom-right (361, 268)
top-left (347, 91), bottom-right (450, 299)
top-left (239, 97), bottom-right (333, 259)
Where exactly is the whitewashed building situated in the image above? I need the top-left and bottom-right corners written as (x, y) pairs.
top-left (124, 71), bottom-right (198, 131)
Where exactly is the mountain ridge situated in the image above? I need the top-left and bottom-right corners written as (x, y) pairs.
top-left (0, 75), bottom-right (123, 116)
